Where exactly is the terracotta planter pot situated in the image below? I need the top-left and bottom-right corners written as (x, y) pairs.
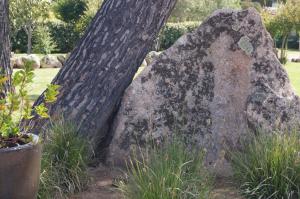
top-left (0, 134), bottom-right (42, 199)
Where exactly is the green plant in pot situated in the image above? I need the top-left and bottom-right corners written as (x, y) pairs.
top-left (0, 61), bottom-right (59, 199)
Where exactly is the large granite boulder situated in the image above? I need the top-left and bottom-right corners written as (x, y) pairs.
top-left (12, 54), bottom-right (40, 69)
top-left (57, 55), bottom-right (66, 65)
top-left (23, 54), bottom-right (40, 69)
top-left (41, 55), bottom-right (62, 68)
top-left (107, 9), bottom-right (300, 175)
top-left (13, 57), bottom-right (24, 68)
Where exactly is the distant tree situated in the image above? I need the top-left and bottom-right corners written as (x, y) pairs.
top-left (50, 0), bottom-right (89, 53)
top-left (261, 10), bottom-right (279, 41)
top-left (75, 0), bottom-right (103, 36)
top-left (33, 25), bottom-right (57, 54)
top-left (269, 0), bottom-right (300, 63)
top-left (10, 0), bottom-right (50, 54)
top-left (241, 0), bottom-right (262, 11)
top-left (0, 0), bottom-right (12, 98)
top-left (262, 0), bottom-right (300, 63)
top-left (169, 0), bottom-right (241, 22)
top-left (53, 0), bottom-right (87, 24)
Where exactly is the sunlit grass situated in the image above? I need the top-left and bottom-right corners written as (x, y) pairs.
top-left (118, 137), bottom-right (212, 199)
top-left (285, 62), bottom-right (300, 95)
top-left (38, 119), bottom-right (91, 199)
top-left (231, 130), bottom-right (300, 199)
top-left (13, 68), bottom-right (60, 102)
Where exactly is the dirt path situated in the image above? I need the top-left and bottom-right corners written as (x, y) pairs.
top-left (70, 165), bottom-right (122, 199)
top-left (211, 177), bottom-right (244, 199)
top-left (70, 165), bottom-right (243, 199)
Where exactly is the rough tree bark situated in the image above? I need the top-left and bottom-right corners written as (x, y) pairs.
top-left (0, 0), bottom-right (12, 98)
top-left (31, 0), bottom-right (177, 153)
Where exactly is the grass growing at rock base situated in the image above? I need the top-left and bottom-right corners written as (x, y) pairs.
top-left (231, 131), bottom-right (300, 199)
top-left (38, 119), bottom-right (91, 199)
top-left (118, 138), bottom-right (212, 199)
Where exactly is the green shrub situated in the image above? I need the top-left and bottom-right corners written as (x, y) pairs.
top-left (53, 0), bottom-right (87, 23)
top-left (119, 137), bottom-right (212, 199)
top-left (48, 22), bottom-right (80, 53)
top-left (168, 0), bottom-right (241, 22)
top-left (159, 21), bottom-right (199, 50)
top-left (75, 0), bottom-right (103, 36)
top-left (38, 119), bottom-right (91, 199)
top-left (231, 130), bottom-right (300, 199)
top-left (11, 28), bottom-right (29, 53)
top-left (240, 1), bottom-right (262, 12)
top-left (33, 26), bottom-right (57, 54)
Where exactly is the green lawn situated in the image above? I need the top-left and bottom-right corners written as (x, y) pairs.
top-left (284, 49), bottom-right (300, 95)
top-left (29, 68), bottom-right (60, 100)
top-left (16, 52), bottom-right (300, 103)
top-left (14, 68), bottom-right (60, 101)
top-left (14, 54), bottom-right (66, 59)
top-left (285, 62), bottom-right (300, 95)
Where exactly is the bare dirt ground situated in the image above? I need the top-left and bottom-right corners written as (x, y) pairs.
top-left (211, 177), bottom-right (244, 199)
top-left (70, 165), bottom-right (122, 199)
top-left (70, 165), bottom-right (244, 199)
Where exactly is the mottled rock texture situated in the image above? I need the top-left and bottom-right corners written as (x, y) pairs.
top-left (107, 8), bottom-right (300, 175)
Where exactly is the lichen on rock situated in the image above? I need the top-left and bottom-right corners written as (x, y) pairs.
top-left (238, 36), bottom-right (253, 55)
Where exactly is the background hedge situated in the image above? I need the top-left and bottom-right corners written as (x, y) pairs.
top-left (11, 22), bottom-right (81, 54)
top-left (10, 20), bottom-right (299, 54)
top-left (159, 21), bottom-right (200, 50)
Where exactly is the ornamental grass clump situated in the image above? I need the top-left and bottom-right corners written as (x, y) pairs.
top-left (38, 119), bottom-right (91, 199)
top-left (119, 137), bottom-right (212, 199)
top-left (231, 130), bottom-right (300, 199)
top-left (0, 61), bottom-right (59, 149)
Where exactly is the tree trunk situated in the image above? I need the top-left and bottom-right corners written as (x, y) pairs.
top-left (280, 34), bottom-right (288, 63)
top-left (0, 0), bottom-right (12, 99)
top-left (30, 0), bottom-right (177, 153)
top-left (26, 26), bottom-right (32, 55)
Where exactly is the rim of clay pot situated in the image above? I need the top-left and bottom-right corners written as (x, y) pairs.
top-left (0, 133), bottom-right (39, 153)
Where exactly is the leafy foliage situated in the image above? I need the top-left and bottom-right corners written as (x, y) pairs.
top-left (0, 61), bottom-right (59, 148)
top-left (240, 1), bottom-right (262, 12)
top-left (9, 0), bottom-right (50, 53)
top-left (75, 0), bottom-right (103, 36)
top-left (159, 21), bottom-right (200, 50)
top-left (33, 26), bottom-right (57, 55)
top-left (11, 29), bottom-right (29, 53)
top-left (38, 119), bottom-right (91, 199)
top-left (169, 0), bottom-right (241, 22)
top-left (119, 137), bottom-right (212, 199)
top-left (53, 0), bottom-right (87, 24)
top-left (48, 22), bottom-right (81, 53)
top-left (262, 0), bottom-right (300, 63)
top-left (231, 130), bottom-right (300, 199)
